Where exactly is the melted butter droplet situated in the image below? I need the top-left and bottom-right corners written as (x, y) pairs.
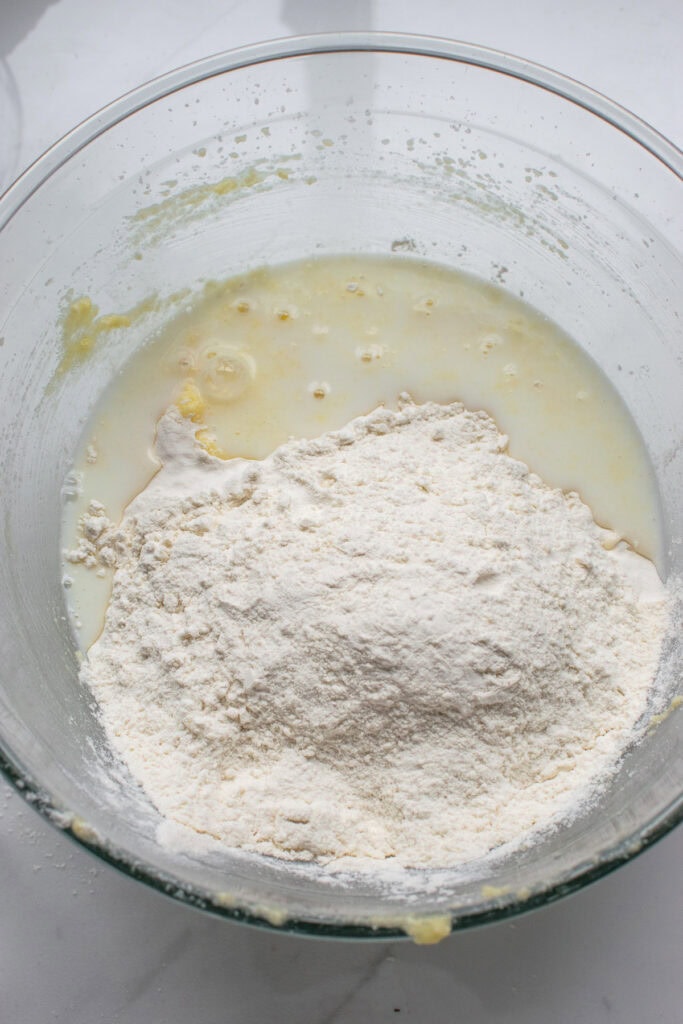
top-left (198, 344), bottom-right (257, 403)
top-left (309, 381), bottom-right (330, 399)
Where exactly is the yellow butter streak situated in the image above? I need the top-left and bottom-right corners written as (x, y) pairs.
top-left (55, 293), bottom-right (159, 378)
top-left (648, 695), bottom-right (683, 733)
top-left (132, 167), bottom-right (264, 229)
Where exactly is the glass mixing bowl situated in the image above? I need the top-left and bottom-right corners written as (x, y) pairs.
top-left (0, 34), bottom-right (681, 940)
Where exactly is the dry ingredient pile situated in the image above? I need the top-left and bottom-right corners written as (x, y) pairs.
top-left (71, 396), bottom-right (669, 870)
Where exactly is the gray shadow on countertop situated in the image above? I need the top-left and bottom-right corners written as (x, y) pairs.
top-left (281, 0), bottom-right (373, 33)
top-left (0, 0), bottom-right (60, 190)
top-left (0, 0), bottom-right (60, 58)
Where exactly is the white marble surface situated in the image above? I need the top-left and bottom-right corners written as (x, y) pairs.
top-left (1, 2), bottom-right (682, 1021)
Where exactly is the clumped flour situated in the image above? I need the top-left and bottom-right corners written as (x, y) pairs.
top-left (73, 397), bottom-right (669, 870)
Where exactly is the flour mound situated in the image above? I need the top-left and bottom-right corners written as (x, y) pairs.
top-left (81, 399), bottom-right (669, 869)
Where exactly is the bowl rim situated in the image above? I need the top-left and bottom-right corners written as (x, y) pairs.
top-left (1, 29), bottom-right (681, 227)
top-left (0, 31), bottom-right (681, 940)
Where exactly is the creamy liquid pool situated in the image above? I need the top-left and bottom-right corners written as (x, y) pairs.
top-left (62, 255), bottom-right (662, 648)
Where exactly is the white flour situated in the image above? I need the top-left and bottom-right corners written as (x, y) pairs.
top-left (74, 397), bottom-right (669, 870)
